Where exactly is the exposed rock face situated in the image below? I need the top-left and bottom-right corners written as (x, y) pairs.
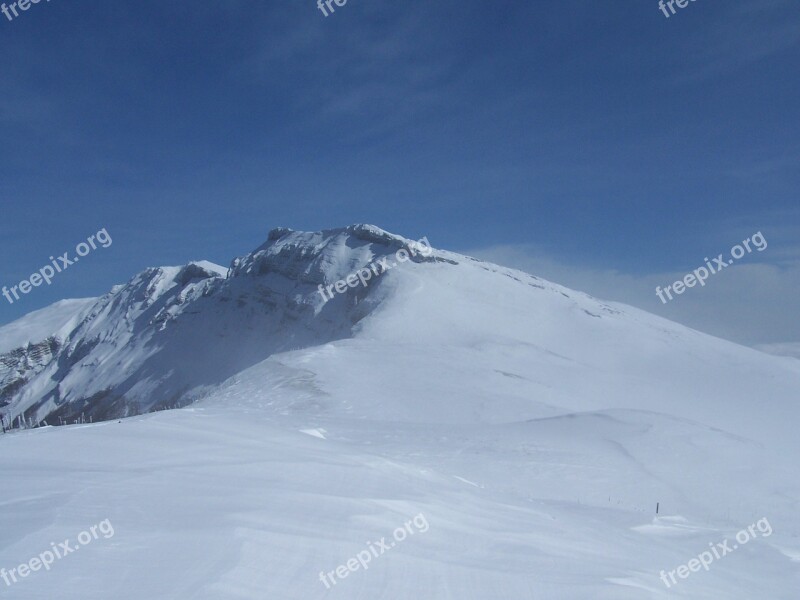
top-left (0, 337), bottom-right (61, 409)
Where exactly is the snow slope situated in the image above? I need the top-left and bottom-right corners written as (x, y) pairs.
top-left (0, 298), bottom-right (96, 355)
top-left (0, 225), bottom-right (798, 599)
top-left (0, 226), bottom-right (439, 425)
top-left (755, 342), bottom-right (800, 360)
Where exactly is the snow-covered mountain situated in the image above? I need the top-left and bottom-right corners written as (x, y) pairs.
top-left (0, 299), bottom-right (97, 414)
top-left (0, 226), bottom-right (441, 425)
top-left (1, 225), bottom-right (799, 599)
top-left (0, 298), bottom-right (97, 356)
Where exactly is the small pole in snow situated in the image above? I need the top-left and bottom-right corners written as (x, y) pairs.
top-left (656, 502), bottom-right (659, 515)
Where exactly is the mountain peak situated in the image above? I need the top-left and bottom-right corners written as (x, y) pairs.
top-left (231, 225), bottom-right (435, 285)
top-left (1, 225), bottom-right (438, 424)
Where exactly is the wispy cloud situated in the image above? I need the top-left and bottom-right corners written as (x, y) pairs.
top-left (464, 242), bottom-right (800, 347)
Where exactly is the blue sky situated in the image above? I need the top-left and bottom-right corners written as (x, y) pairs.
top-left (0, 0), bottom-right (798, 344)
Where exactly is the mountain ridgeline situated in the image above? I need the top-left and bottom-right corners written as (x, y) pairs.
top-left (0, 225), bottom-right (441, 426)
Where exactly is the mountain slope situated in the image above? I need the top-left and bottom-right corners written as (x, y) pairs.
top-left (2, 224), bottom-right (798, 442)
top-left (1, 225), bottom-right (798, 599)
top-left (0, 299), bottom-right (97, 416)
top-left (0, 226), bottom-right (438, 425)
top-left (755, 342), bottom-right (800, 360)
top-left (0, 298), bottom-right (97, 355)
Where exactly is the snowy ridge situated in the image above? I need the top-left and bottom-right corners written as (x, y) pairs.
top-left (754, 342), bottom-right (800, 360)
top-left (0, 226), bottom-right (443, 425)
top-left (1, 224), bottom-right (800, 598)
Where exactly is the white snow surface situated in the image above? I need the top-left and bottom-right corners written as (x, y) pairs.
top-left (754, 342), bottom-right (800, 360)
top-left (0, 298), bottom-right (97, 354)
top-left (1, 225), bottom-right (799, 599)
